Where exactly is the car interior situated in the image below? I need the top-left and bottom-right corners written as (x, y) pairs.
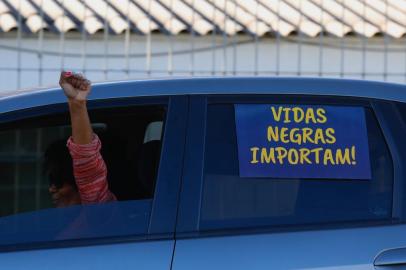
top-left (0, 104), bottom-right (166, 217)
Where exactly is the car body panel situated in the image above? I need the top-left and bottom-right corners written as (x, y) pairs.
top-left (0, 240), bottom-right (174, 270)
top-left (0, 92), bottom-right (189, 269)
top-left (1, 77), bottom-right (406, 115)
top-left (0, 77), bottom-right (405, 270)
top-left (173, 91), bottom-right (406, 270)
top-left (172, 224), bottom-right (406, 270)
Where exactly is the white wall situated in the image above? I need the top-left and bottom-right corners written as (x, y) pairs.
top-left (1, 32), bottom-right (405, 92)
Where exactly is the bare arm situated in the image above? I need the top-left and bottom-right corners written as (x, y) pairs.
top-left (59, 71), bottom-right (93, 144)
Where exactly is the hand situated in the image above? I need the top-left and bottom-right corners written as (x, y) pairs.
top-left (59, 71), bottom-right (91, 101)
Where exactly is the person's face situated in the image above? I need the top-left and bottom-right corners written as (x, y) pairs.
top-left (49, 183), bottom-right (81, 208)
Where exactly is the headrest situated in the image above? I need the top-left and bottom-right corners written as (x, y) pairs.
top-left (143, 121), bottom-right (163, 143)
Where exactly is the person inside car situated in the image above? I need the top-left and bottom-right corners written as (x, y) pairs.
top-left (45, 71), bottom-right (116, 208)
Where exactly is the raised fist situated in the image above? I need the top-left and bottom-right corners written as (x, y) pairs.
top-left (59, 71), bottom-right (91, 101)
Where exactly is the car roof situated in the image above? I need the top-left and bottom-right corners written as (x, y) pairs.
top-left (1, 77), bottom-right (406, 114)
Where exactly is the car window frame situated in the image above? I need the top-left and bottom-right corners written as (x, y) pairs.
top-left (0, 95), bottom-right (188, 251)
top-left (371, 100), bottom-right (406, 222)
top-left (176, 94), bottom-right (399, 238)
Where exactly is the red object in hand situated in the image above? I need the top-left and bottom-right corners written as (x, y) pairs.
top-left (64, 71), bottom-right (73, 77)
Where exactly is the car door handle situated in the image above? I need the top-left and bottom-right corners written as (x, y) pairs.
top-left (375, 248), bottom-right (406, 267)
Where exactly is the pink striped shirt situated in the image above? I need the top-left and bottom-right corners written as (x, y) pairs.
top-left (67, 134), bottom-right (116, 204)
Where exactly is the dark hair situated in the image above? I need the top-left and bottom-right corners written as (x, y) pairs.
top-left (43, 139), bottom-right (77, 190)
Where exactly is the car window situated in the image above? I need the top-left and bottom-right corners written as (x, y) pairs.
top-left (0, 104), bottom-right (166, 246)
top-left (200, 102), bottom-right (393, 231)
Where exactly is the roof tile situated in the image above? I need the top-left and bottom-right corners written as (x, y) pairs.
top-left (0, 0), bottom-right (403, 38)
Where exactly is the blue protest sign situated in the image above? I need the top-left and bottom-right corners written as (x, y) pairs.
top-left (234, 104), bottom-right (371, 179)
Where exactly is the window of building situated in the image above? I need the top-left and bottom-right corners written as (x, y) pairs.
top-left (0, 104), bottom-right (166, 246)
top-left (200, 102), bottom-right (393, 230)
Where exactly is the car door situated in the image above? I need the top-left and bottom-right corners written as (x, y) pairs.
top-left (173, 94), bottom-right (406, 270)
top-left (0, 94), bottom-right (188, 270)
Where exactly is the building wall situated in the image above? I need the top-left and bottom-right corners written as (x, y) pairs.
top-left (1, 32), bottom-right (406, 92)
